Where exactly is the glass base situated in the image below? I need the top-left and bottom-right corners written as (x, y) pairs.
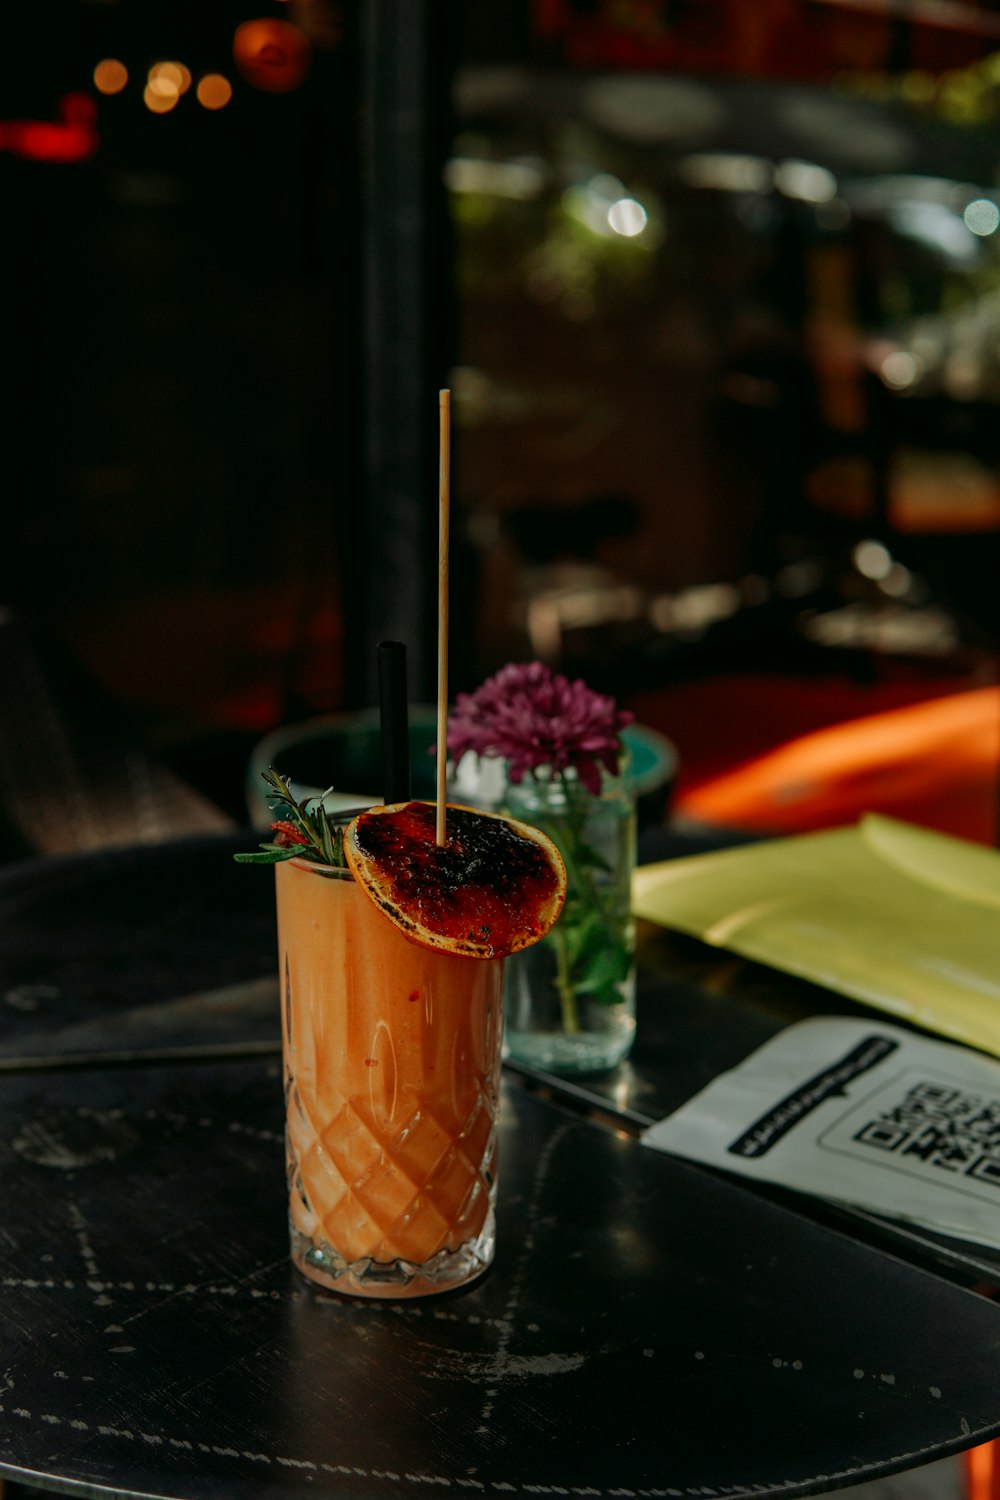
top-left (290, 1211), bottom-right (496, 1300)
top-left (504, 1016), bottom-right (636, 1076)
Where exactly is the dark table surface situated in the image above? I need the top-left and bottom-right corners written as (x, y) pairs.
top-left (1, 831), bottom-right (1000, 1500)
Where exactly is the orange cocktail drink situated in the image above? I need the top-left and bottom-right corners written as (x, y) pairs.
top-left (276, 856), bottom-right (504, 1298)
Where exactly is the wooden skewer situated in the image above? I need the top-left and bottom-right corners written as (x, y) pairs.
top-left (436, 389), bottom-right (451, 846)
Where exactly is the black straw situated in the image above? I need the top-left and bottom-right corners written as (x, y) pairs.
top-left (377, 640), bottom-right (411, 805)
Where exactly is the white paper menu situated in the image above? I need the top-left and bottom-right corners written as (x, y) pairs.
top-left (643, 1016), bottom-right (1000, 1251)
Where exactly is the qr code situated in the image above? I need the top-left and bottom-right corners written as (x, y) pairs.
top-left (853, 1080), bottom-right (1000, 1189)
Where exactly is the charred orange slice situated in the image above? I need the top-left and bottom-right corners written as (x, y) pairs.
top-left (344, 800), bottom-right (566, 960)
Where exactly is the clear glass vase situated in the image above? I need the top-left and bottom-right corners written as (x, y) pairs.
top-left (502, 767), bottom-right (637, 1075)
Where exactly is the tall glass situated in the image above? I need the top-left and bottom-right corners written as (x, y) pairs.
top-left (275, 857), bottom-right (503, 1299)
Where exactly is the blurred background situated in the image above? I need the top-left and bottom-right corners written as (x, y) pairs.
top-left (2, 0), bottom-right (999, 857)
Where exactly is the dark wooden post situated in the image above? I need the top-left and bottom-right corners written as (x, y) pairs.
top-left (342, 0), bottom-right (455, 709)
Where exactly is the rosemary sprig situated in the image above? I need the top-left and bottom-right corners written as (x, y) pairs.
top-left (233, 767), bottom-right (349, 866)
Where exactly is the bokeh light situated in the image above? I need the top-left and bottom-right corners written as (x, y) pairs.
top-left (773, 159), bottom-right (837, 204)
top-left (880, 350), bottom-right (920, 390)
top-left (93, 58), bottom-right (128, 95)
top-left (232, 18), bottom-right (310, 93)
top-left (196, 73), bottom-right (233, 111)
top-left (964, 198), bottom-right (1000, 237)
top-left (607, 197), bottom-right (647, 237)
top-left (62, 93), bottom-right (98, 126)
top-left (852, 539), bottom-right (893, 581)
top-left (149, 61), bottom-right (192, 98)
top-left (143, 82), bottom-right (178, 115)
top-left (146, 70), bottom-right (180, 106)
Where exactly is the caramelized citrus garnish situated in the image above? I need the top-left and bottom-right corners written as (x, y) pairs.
top-left (344, 801), bottom-right (566, 959)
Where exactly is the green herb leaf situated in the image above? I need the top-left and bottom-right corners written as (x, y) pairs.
top-left (232, 847), bottom-right (303, 864)
top-left (570, 938), bottom-right (631, 1003)
top-left (560, 906), bottom-right (607, 969)
top-left (234, 767), bottom-right (350, 868)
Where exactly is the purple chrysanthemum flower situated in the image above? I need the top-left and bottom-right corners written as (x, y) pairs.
top-left (447, 661), bottom-right (632, 796)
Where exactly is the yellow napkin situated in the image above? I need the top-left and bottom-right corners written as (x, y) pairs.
top-left (632, 814), bottom-right (1000, 1057)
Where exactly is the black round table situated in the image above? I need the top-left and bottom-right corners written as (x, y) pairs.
top-left (0, 833), bottom-right (998, 1500)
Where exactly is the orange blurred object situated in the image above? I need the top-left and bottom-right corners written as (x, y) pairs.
top-left (93, 59), bottom-right (128, 96)
top-left (149, 61), bottom-right (192, 97)
top-left (196, 73), bottom-right (233, 111)
top-left (232, 18), bottom-right (311, 92)
top-left (143, 83), bottom-right (178, 115)
top-left (674, 686), bottom-right (1000, 846)
top-left (965, 1439), bottom-right (1000, 1500)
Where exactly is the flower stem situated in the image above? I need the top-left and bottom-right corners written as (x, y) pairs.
top-left (555, 770), bottom-right (614, 928)
top-left (551, 919), bottom-right (580, 1034)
